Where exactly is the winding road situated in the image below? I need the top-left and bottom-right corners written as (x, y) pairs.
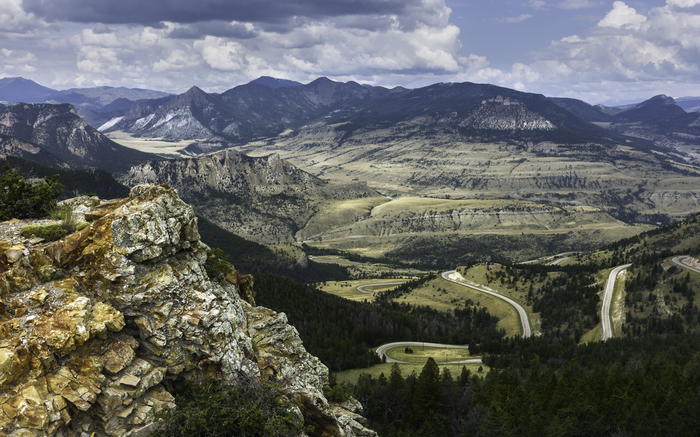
top-left (375, 342), bottom-right (482, 364)
top-left (671, 256), bottom-right (700, 274)
top-left (520, 252), bottom-right (579, 264)
top-left (601, 264), bottom-right (632, 341)
top-left (356, 282), bottom-right (407, 294)
top-left (441, 271), bottom-right (532, 338)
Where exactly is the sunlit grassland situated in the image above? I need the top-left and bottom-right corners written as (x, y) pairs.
top-left (240, 136), bottom-right (700, 220)
top-left (317, 278), bottom-right (414, 303)
top-left (580, 325), bottom-right (603, 344)
top-left (107, 130), bottom-right (195, 158)
top-left (385, 346), bottom-right (474, 364)
top-left (296, 196), bottom-right (390, 241)
top-left (611, 269), bottom-right (628, 339)
top-left (333, 362), bottom-right (487, 385)
top-left (453, 264), bottom-right (540, 337)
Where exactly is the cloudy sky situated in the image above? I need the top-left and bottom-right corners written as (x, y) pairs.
top-left (3, 0), bottom-right (699, 103)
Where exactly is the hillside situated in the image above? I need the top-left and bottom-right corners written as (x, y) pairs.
top-left (97, 77), bottom-right (700, 225)
top-left (120, 149), bottom-right (385, 244)
top-left (0, 103), bottom-right (160, 174)
top-left (0, 134), bottom-right (69, 169)
top-left (552, 94), bottom-right (700, 161)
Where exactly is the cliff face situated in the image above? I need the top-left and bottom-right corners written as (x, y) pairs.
top-left (121, 150), bottom-right (383, 244)
top-left (0, 184), bottom-right (375, 436)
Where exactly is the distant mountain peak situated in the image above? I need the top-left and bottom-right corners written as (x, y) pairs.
top-left (249, 76), bottom-right (302, 89)
top-left (0, 77), bottom-right (57, 103)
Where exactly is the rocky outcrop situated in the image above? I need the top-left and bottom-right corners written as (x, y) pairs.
top-left (0, 184), bottom-right (375, 436)
top-left (120, 150), bottom-right (384, 244)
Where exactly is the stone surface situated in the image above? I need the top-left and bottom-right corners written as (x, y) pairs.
top-left (0, 183), bottom-right (375, 437)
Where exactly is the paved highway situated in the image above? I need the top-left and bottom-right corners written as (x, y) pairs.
top-left (356, 282), bottom-right (407, 294)
top-left (442, 271), bottom-right (531, 338)
top-left (601, 264), bottom-right (632, 341)
top-left (520, 252), bottom-right (579, 264)
top-left (549, 257), bottom-right (569, 266)
top-left (671, 256), bottom-right (700, 274)
top-left (375, 341), bottom-right (481, 364)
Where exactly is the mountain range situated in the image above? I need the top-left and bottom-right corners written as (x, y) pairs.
top-left (2, 76), bottom-right (700, 258)
top-left (0, 103), bottom-right (158, 174)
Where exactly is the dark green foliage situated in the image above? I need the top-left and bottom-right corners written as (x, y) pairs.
top-left (197, 216), bottom-right (350, 283)
top-left (204, 247), bottom-right (234, 282)
top-left (19, 223), bottom-right (67, 241)
top-left (384, 233), bottom-right (600, 268)
top-left (531, 273), bottom-right (601, 334)
top-left (302, 244), bottom-right (403, 267)
top-left (374, 274), bottom-right (437, 301)
top-left (0, 165), bottom-right (61, 220)
top-left (323, 381), bottom-right (353, 402)
top-left (354, 342), bottom-right (700, 437)
top-left (152, 375), bottom-right (306, 437)
top-left (0, 155), bottom-right (129, 200)
top-left (255, 273), bottom-right (503, 371)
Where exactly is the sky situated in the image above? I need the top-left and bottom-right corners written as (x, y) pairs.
top-left (2, 0), bottom-right (699, 103)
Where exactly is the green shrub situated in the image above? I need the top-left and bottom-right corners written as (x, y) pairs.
top-left (47, 202), bottom-right (79, 233)
top-left (205, 247), bottom-right (233, 282)
top-left (152, 375), bottom-right (307, 437)
top-left (20, 224), bottom-right (67, 241)
top-left (0, 166), bottom-right (62, 220)
top-left (323, 381), bottom-right (353, 402)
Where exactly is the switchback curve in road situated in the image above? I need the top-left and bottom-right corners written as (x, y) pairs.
top-left (356, 282), bottom-right (407, 294)
top-left (442, 271), bottom-right (531, 338)
top-left (375, 342), bottom-right (482, 364)
top-left (671, 256), bottom-right (700, 274)
top-left (520, 252), bottom-right (579, 264)
top-left (601, 264), bottom-right (632, 341)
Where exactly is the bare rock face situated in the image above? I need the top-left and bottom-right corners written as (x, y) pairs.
top-left (0, 184), bottom-right (375, 437)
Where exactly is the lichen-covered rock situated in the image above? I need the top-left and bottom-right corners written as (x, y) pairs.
top-left (0, 183), bottom-right (375, 437)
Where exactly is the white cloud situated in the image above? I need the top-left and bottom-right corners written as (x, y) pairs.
top-left (0, 47), bottom-right (37, 74)
top-left (0, 0), bottom-right (50, 34)
top-left (194, 37), bottom-right (247, 71)
top-left (499, 14), bottom-right (533, 23)
top-left (668, 0), bottom-right (700, 7)
top-left (528, 1), bottom-right (548, 11)
top-left (490, 0), bottom-right (700, 100)
top-left (598, 1), bottom-right (648, 30)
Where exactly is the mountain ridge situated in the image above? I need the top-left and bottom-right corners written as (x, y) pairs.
top-left (0, 103), bottom-right (160, 174)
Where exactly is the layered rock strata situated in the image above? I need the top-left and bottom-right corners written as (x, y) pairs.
top-left (0, 184), bottom-right (375, 437)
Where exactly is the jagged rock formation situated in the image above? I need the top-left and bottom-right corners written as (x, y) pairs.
top-left (0, 104), bottom-right (158, 174)
top-left (121, 150), bottom-right (383, 244)
top-left (0, 184), bottom-right (375, 436)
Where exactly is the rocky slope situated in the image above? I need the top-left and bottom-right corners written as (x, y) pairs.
top-left (0, 184), bottom-right (374, 436)
top-left (0, 136), bottom-right (69, 169)
top-left (0, 104), bottom-right (158, 174)
top-left (101, 78), bottom-right (390, 144)
top-left (121, 150), bottom-right (383, 244)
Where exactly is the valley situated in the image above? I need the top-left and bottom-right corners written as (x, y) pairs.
top-left (2, 75), bottom-right (700, 436)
